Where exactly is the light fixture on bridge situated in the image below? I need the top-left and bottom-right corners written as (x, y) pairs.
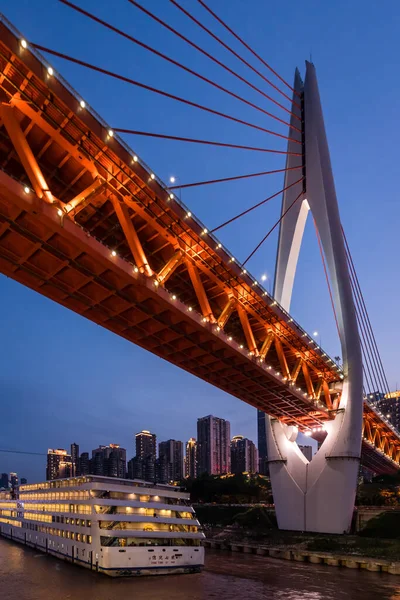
top-left (186, 211), bottom-right (192, 218)
top-left (188, 306), bottom-right (192, 312)
top-left (228, 336), bottom-right (232, 341)
top-left (217, 243), bottom-right (222, 249)
top-left (313, 331), bottom-right (318, 337)
top-left (202, 228), bottom-right (208, 235)
top-left (304, 430), bottom-right (312, 436)
top-left (239, 344), bottom-right (243, 349)
top-left (133, 267), bottom-right (139, 273)
top-left (154, 280), bottom-right (159, 287)
top-left (150, 173), bottom-right (155, 180)
top-left (172, 295), bottom-right (177, 300)
top-left (111, 250), bottom-right (117, 257)
top-left (169, 176), bottom-right (176, 183)
top-left (47, 66), bottom-right (54, 76)
top-left (79, 100), bottom-right (86, 109)
top-left (261, 274), bottom-right (267, 281)
top-left (230, 257), bottom-right (235, 262)
top-left (132, 155), bottom-right (138, 163)
top-left (241, 269), bottom-right (247, 274)
top-left (169, 193), bottom-right (174, 200)
top-left (20, 39), bottom-right (27, 49)
top-left (23, 186), bottom-right (30, 194)
top-left (57, 209), bottom-right (63, 217)
top-left (108, 129), bottom-right (114, 138)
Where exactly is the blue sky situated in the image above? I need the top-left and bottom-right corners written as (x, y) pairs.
top-left (1, 0), bottom-right (400, 481)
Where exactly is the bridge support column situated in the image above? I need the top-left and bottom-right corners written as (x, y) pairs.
top-left (266, 62), bottom-right (363, 534)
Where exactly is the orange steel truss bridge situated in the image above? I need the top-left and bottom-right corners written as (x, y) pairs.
top-left (0, 8), bottom-right (398, 496)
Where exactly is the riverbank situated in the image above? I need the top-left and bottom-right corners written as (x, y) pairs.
top-left (203, 538), bottom-right (400, 575)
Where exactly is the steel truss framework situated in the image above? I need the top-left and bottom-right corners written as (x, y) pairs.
top-left (0, 18), bottom-right (397, 475)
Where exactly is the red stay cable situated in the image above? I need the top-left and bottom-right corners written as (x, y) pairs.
top-left (59, 0), bottom-right (297, 131)
top-left (197, 0), bottom-right (300, 98)
top-left (127, 0), bottom-right (300, 120)
top-left (242, 188), bottom-right (304, 266)
top-left (171, 0), bottom-right (299, 109)
top-left (211, 177), bottom-right (303, 234)
top-left (112, 129), bottom-right (302, 155)
top-left (32, 43), bottom-right (301, 145)
top-left (169, 166), bottom-right (302, 190)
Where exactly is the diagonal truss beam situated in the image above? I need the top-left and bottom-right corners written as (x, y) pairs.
top-left (217, 297), bottom-right (236, 328)
top-left (110, 195), bottom-right (153, 277)
top-left (260, 331), bottom-right (274, 361)
top-left (237, 305), bottom-right (258, 355)
top-left (64, 179), bottom-right (105, 214)
top-left (157, 250), bottom-right (183, 285)
top-left (186, 258), bottom-right (215, 322)
top-left (0, 103), bottom-right (55, 204)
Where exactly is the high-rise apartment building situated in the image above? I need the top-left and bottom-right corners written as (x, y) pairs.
top-left (80, 452), bottom-right (90, 475)
top-left (91, 444), bottom-right (126, 478)
top-left (185, 438), bottom-right (197, 479)
top-left (231, 436), bottom-right (258, 474)
top-left (9, 472), bottom-right (18, 488)
top-left (159, 439), bottom-right (183, 482)
top-left (70, 443), bottom-right (80, 476)
top-left (299, 445), bottom-right (313, 462)
top-left (127, 455), bottom-right (155, 482)
top-left (257, 410), bottom-right (269, 475)
top-left (197, 415), bottom-right (231, 475)
top-left (0, 473), bottom-right (8, 489)
top-left (46, 449), bottom-right (73, 480)
top-left (377, 391), bottom-right (400, 431)
top-left (135, 430), bottom-right (156, 460)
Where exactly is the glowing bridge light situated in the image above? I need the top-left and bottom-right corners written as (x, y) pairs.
top-left (111, 250), bottom-right (117, 257)
top-left (150, 173), bottom-right (155, 180)
top-left (108, 129), bottom-right (114, 138)
top-left (79, 100), bottom-right (86, 109)
top-left (23, 186), bottom-right (30, 194)
top-left (57, 209), bottom-right (63, 217)
top-left (202, 228), bottom-right (208, 234)
top-left (47, 66), bottom-right (54, 76)
top-left (20, 39), bottom-right (27, 49)
top-left (261, 274), bottom-right (267, 281)
top-left (169, 193), bottom-right (174, 200)
top-left (186, 211), bottom-right (192, 218)
top-left (133, 155), bottom-right (138, 162)
top-left (169, 176), bottom-right (176, 183)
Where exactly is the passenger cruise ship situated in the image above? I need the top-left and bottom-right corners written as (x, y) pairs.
top-left (0, 475), bottom-right (204, 576)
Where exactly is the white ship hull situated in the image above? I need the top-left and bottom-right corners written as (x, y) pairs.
top-left (0, 475), bottom-right (205, 577)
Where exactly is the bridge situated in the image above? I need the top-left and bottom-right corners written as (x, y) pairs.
top-left (0, 11), bottom-right (398, 533)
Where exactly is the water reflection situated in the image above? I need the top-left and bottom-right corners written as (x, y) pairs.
top-left (1, 539), bottom-right (400, 600)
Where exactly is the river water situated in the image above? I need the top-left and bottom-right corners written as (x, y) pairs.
top-left (1, 538), bottom-right (400, 600)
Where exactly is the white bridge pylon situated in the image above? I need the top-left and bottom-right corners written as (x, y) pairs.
top-left (266, 62), bottom-right (363, 534)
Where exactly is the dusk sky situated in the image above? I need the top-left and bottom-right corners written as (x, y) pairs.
top-left (1, 0), bottom-right (400, 482)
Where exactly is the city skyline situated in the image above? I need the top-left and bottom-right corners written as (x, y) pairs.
top-left (0, 416), bottom-right (259, 483)
top-left (2, 1), bottom-right (400, 486)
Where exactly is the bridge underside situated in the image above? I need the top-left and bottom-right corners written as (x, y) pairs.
top-left (0, 17), bottom-right (398, 474)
